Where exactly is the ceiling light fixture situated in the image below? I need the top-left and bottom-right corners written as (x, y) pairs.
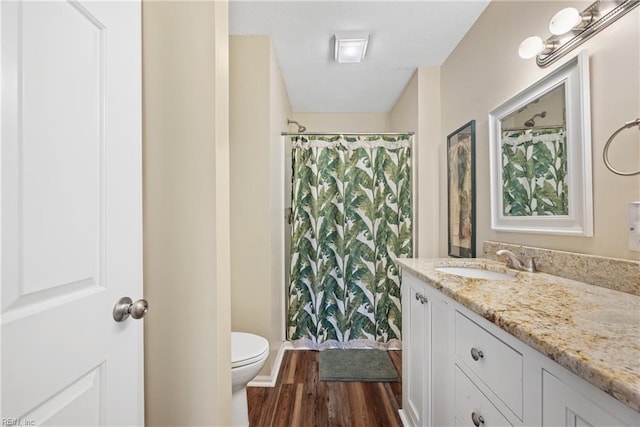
top-left (334, 32), bottom-right (369, 63)
top-left (519, 0), bottom-right (639, 67)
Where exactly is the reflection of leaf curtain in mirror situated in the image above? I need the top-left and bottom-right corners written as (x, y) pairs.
top-left (489, 52), bottom-right (592, 235)
top-left (287, 134), bottom-right (412, 349)
top-left (501, 128), bottom-right (568, 216)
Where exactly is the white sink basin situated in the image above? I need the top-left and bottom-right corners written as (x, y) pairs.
top-left (434, 266), bottom-right (517, 281)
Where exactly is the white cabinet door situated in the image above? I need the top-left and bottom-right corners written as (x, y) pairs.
top-left (542, 370), bottom-right (639, 427)
top-left (402, 273), bottom-right (430, 427)
top-left (1, 1), bottom-right (143, 425)
top-left (425, 284), bottom-right (451, 427)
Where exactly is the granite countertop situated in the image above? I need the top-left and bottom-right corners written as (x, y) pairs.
top-left (397, 257), bottom-right (640, 413)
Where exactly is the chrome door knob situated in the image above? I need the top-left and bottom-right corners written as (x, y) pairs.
top-left (113, 297), bottom-right (149, 322)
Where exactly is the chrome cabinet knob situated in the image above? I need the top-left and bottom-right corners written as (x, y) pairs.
top-left (471, 411), bottom-right (485, 426)
top-left (470, 347), bottom-right (484, 361)
top-left (113, 297), bottom-right (149, 322)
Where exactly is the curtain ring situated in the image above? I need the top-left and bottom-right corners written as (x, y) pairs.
top-left (602, 119), bottom-right (640, 176)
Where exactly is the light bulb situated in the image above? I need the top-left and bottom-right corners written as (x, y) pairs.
top-left (339, 42), bottom-right (362, 62)
top-left (518, 36), bottom-right (544, 59)
top-left (549, 7), bottom-right (581, 35)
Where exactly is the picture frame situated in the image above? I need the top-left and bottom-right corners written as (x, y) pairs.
top-left (447, 120), bottom-right (476, 258)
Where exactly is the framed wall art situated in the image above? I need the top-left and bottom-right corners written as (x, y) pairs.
top-left (447, 120), bottom-right (476, 258)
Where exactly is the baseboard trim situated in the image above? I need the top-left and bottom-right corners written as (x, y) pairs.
top-left (398, 409), bottom-right (410, 426)
top-left (248, 341), bottom-right (289, 387)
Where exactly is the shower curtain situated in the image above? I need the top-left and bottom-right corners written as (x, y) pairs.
top-left (287, 134), bottom-right (412, 350)
top-left (501, 128), bottom-right (568, 216)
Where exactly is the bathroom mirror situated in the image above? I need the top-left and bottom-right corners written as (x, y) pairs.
top-left (489, 51), bottom-right (593, 236)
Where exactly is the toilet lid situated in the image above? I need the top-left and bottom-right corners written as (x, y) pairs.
top-left (231, 332), bottom-right (269, 368)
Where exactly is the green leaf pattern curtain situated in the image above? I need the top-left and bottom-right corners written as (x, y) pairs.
top-left (501, 128), bottom-right (568, 216)
top-left (288, 134), bottom-right (412, 350)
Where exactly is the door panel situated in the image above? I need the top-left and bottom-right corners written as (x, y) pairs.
top-left (20, 1), bottom-right (104, 296)
top-left (1, 1), bottom-right (143, 425)
top-left (24, 365), bottom-right (104, 426)
top-left (3, 0), bottom-right (104, 315)
top-left (542, 370), bottom-right (629, 427)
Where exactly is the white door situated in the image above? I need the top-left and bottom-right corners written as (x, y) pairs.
top-left (1, 1), bottom-right (143, 425)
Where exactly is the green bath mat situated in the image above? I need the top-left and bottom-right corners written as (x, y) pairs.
top-left (319, 349), bottom-right (399, 382)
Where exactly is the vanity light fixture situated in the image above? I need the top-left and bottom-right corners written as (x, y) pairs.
top-left (518, 36), bottom-right (556, 60)
top-left (334, 32), bottom-right (369, 63)
top-left (548, 7), bottom-right (595, 36)
top-left (519, 0), bottom-right (639, 67)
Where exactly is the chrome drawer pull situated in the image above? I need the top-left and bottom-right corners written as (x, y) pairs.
top-left (415, 293), bottom-right (428, 304)
top-left (471, 411), bottom-right (485, 426)
top-left (470, 347), bottom-right (484, 361)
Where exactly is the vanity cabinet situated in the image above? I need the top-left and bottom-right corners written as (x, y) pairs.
top-left (400, 271), bottom-right (640, 427)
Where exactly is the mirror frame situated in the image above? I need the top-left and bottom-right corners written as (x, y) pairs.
top-left (488, 50), bottom-right (593, 236)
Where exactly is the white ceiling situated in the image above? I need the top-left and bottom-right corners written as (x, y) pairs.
top-left (229, 1), bottom-right (490, 113)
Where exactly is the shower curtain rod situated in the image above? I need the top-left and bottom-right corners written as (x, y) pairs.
top-left (281, 131), bottom-right (415, 136)
top-left (502, 125), bottom-right (565, 131)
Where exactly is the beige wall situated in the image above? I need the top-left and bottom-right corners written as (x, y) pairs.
top-left (269, 43), bottom-right (291, 363)
top-left (142, 1), bottom-right (231, 425)
top-left (290, 112), bottom-right (390, 133)
top-left (230, 36), bottom-right (292, 379)
top-left (390, 68), bottom-right (441, 258)
top-left (439, 1), bottom-right (640, 260)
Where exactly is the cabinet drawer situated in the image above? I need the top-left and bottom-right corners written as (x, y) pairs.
top-left (455, 365), bottom-right (513, 427)
top-left (455, 311), bottom-right (523, 418)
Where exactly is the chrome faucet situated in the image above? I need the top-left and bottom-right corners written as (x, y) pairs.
top-left (496, 249), bottom-right (537, 273)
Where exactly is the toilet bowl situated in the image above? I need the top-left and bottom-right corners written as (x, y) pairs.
top-left (231, 332), bottom-right (269, 426)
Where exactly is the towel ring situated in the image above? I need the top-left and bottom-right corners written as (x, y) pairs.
top-left (602, 118), bottom-right (640, 176)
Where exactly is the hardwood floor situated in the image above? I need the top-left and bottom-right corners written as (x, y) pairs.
top-left (247, 350), bottom-right (402, 427)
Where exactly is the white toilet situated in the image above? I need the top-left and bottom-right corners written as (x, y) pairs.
top-left (231, 332), bottom-right (269, 426)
